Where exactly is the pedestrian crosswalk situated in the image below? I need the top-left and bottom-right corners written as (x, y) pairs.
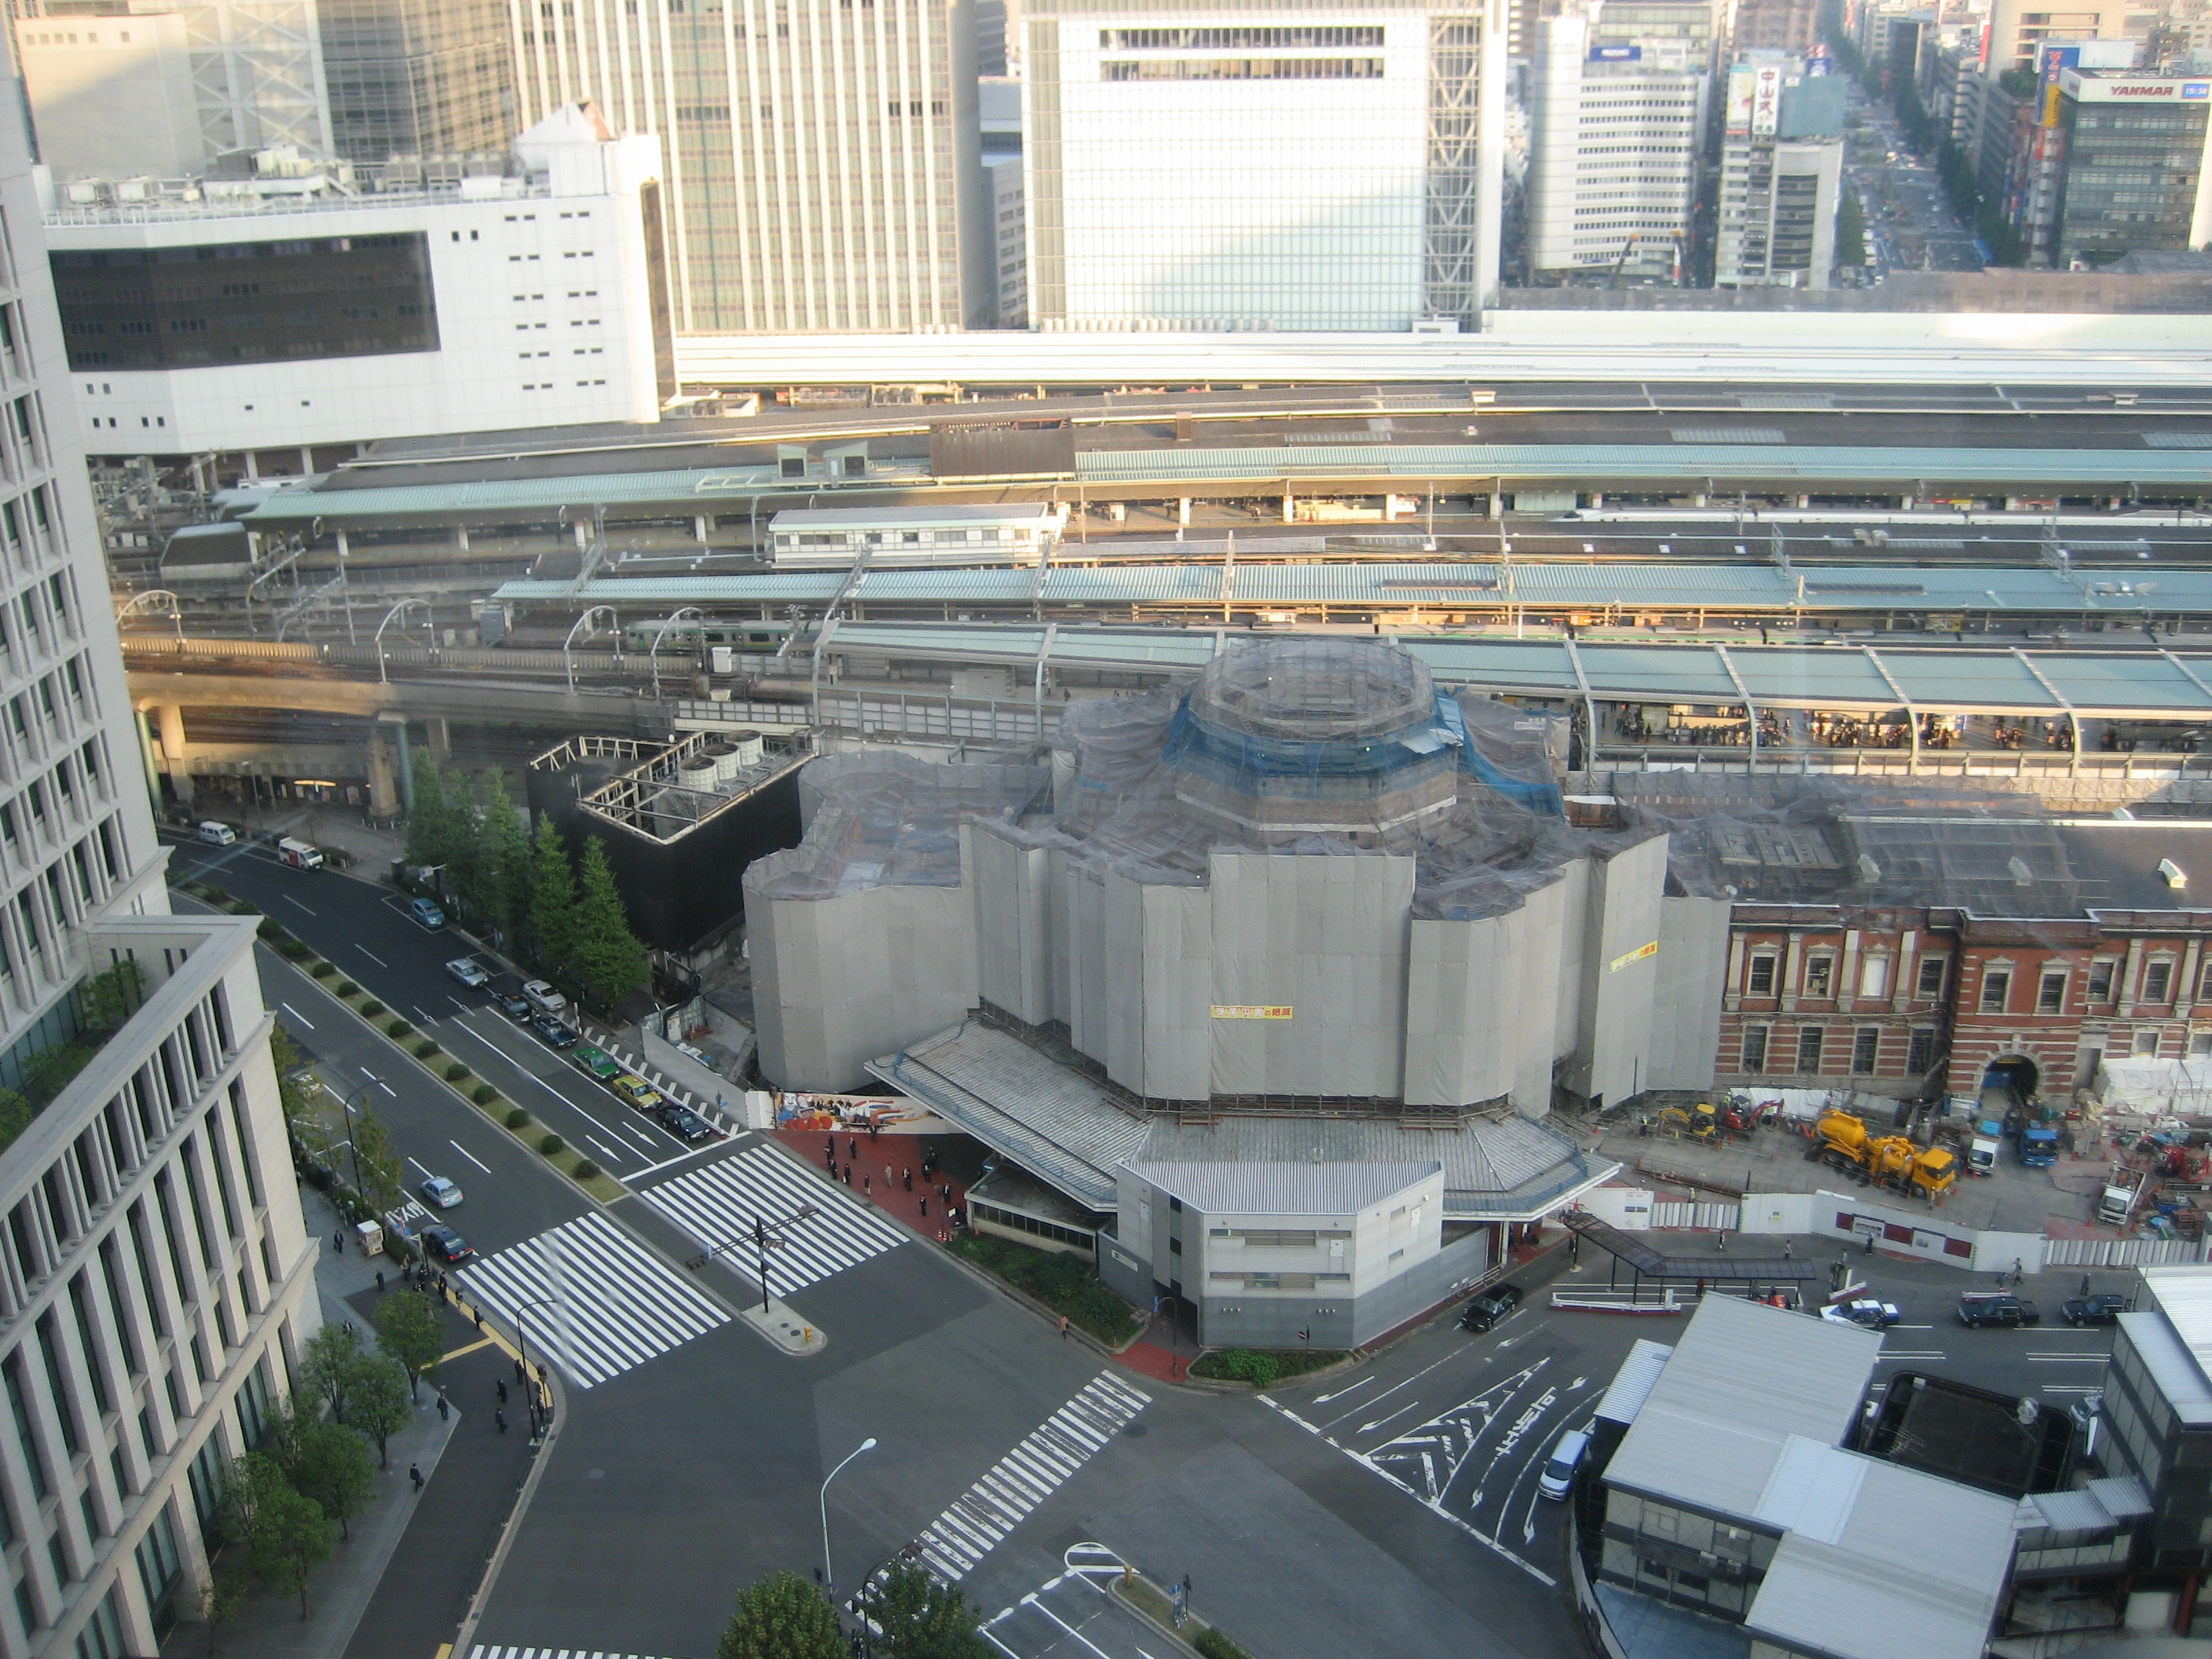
top-left (638, 1143), bottom-right (906, 1296)
top-left (916, 1372), bottom-right (1152, 1580)
top-left (471, 1647), bottom-right (675, 1659)
top-left (459, 1211), bottom-right (731, 1390)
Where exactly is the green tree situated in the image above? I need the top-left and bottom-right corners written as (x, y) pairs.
top-left (286, 1417), bottom-right (375, 1540)
top-left (527, 818), bottom-right (580, 978)
top-left (477, 772), bottom-right (533, 940)
top-left (716, 1572), bottom-right (844, 1659)
top-left (402, 752), bottom-right (461, 872)
top-left (1836, 194), bottom-right (1866, 269)
top-left (298, 1324), bottom-right (366, 1425)
top-left (571, 837), bottom-right (648, 1010)
top-left (372, 1291), bottom-right (445, 1402)
top-left (348, 1104), bottom-right (405, 1217)
top-left (271, 1027), bottom-right (328, 1159)
top-left (859, 1561), bottom-right (991, 1659)
top-left (216, 1451), bottom-right (290, 1551)
top-left (197, 1572), bottom-right (250, 1657)
top-left (250, 1479), bottom-right (335, 1617)
top-left (344, 1352), bottom-right (412, 1468)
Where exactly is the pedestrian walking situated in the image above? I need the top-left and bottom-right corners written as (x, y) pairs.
top-left (1782, 1240), bottom-right (1793, 1258)
top-left (333, 1229), bottom-right (344, 1252)
top-left (843, 1166), bottom-right (853, 1186)
top-left (903, 1169), bottom-right (913, 1192)
top-left (918, 1197), bottom-right (928, 1218)
top-left (472, 1309), bottom-right (482, 1331)
top-left (437, 1394), bottom-right (449, 1421)
top-left (2082, 1274), bottom-right (2093, 1298)
top-left (868, 1120), bottom-right (879, 1141)
top-left (496, 1409), bottom-right (507, 1434)
top-left (1059, 1316), bottom-right (1070, 1340)
top-left (497, 1379), bottom-right (508, 1404)
top-left (863, 1176), bottom-right (872, 1196)
top-left (514, 1357), bottom-right (526, 1384)
top-left (1716, 1231), bottom-right (1728, 1253)
top-left (826, 1137), bottom-right (836, 1159)
top-left (848, 1137), bottom-right (859, 1160)
top-left (410, 1463), bottom-right (424, 1492)
top-left (375, 1269), bottom-right (385, 1292)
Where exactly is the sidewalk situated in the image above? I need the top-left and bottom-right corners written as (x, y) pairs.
top-left (176, 800), bottom-right (408, 874)
top-left (771, 1126), bottom-right (972, 1242)
top-left (165, 1189), bottom-right (457, 1659)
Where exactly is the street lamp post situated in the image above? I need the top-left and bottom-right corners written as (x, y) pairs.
top-left (819, 1437), bottom-right (877, 1592)
top-left (336, 1084), bottom-right (372, 1207)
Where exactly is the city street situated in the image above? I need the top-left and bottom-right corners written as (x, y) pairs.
top-left (1844, 87), bottom-right (1985, 276)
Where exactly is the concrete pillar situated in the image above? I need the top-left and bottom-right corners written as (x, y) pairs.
top-left (1589, 493), bottom-right (1605, 510)
top-left (366, 731), bottom-right (399, 819)
top-left (575, 522), bottom-right (590, 550)
top-left (1794, 494), bottom-right (1811, 510)
top-left (427, 717), bottom-right (451, 761)
top-left (1177, 498), bottom-right (1192, 525)
top-left (456, 526), bottom-right (471, 551)
top-left (335, 529), bottom-right (350, 560)
top-left (298, 447), bottom-right (313, 475)
top-left (1900, 496), bottom-right (1916, 511)
top-left (155, 704), bottom-right (192, 802)
top-left (694, 514), bottom-right (710, 540)
top-left (1281, 493), bottom-right (1295, 524)
top-left (391, 720), bottom-right (415, 812)
top-left (243, 451), bottom-right (261, 481)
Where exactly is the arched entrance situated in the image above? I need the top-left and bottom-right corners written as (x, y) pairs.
top-left (1983, 1055), bottom-right (2040, 1103)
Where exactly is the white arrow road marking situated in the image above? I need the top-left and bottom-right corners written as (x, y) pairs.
top-left (1314, 1377), bottom-right (1372, 1404)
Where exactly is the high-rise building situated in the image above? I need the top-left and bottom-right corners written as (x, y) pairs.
top-left (13, 13), bottom-right (202, 179)
top-left (1730, 0), bottom-right (1818, 54)
top-left (2046, 65), bottom-right (2212, 262)
top-left (1021, 0), bottom-right (1507, 331)
top-left (507, 0), bottom-right (991, 331)
top-left (1984, 0), bottom-right (2133, 74)
top-left (1715, 52), bottom-right (1844, 285)
top-left (0, 28), bottom-right (316, 1659)
top-left (317, 0), bottom-right (515, 163)
top-left (1525, 12), bottom-right (1708, 280)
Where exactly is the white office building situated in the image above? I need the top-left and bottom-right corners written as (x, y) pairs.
top-left (1716, 53), bottom-right (1845, 287)
top-left (42, 103), bottom-right (668, 466)
top-left (0, 35), bottom-right (319, 1659)
top-left (505, 0), bottom-right (991, 331)
top-left (1525, 13), bottom-right (1708, 280)
top-left (1021, 0), bottom-right (1507, 331)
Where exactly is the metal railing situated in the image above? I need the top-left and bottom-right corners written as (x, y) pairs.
top-left (1592, 745), bottom-right (2212, 783)
top-left (44, 178), bottom-right (551, 227)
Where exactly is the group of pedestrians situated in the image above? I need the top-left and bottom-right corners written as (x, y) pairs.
top-left (819, 1136), bottom-right (965, 1233)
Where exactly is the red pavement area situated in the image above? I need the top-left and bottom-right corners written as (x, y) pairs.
top-left (771, 1126), bottom-right (969, 1241)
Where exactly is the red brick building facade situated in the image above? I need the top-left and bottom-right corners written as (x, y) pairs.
top-left (1718, 902), bottom-right (2212, 1101)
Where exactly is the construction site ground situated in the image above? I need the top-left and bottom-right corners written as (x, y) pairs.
top-left (1569, 1111), bottom-right (2110, 1235)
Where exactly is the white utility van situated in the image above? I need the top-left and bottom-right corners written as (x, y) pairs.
top-left (194, 822), bottom-right (236, 846)
top-left (276, 838), bottom-right (324, 869)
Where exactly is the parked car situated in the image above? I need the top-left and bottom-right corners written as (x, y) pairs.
top-left (657, 1104), bottom-right (714, 1143)
top-left (1821, 1298), bottom-right (1903, 1329)
top-left (408, 896), bottom-right (445, 929)
top-left (612, 1075), bottom-right (665, 1112)
top-left (1459, 1284), bottom-right (1523, 1333)
top-left (573, 1044), bottom-right (621, 1083)
top-left (521, 980), bottom-right (568, 1017)
top-left (532, 1014), bottom-right (578, 1049)
top-left (419, 1176), bottom-right (463, 1209)
top-left (419, 1226), bottom-right (477, 1265)
top-left (495, 991), bottom-right (532, 1023)
top-left (194, 821), bottom-right (236, 846)
top-left (2062, 1294), bottom-right (2130, 1328)
top-left (444, 958), bottom-right (489, 989)
top-left (1958, 1293), bottom-right (2040, 1328)
top-left (1537, 1426), bottom-right (1592, 1501)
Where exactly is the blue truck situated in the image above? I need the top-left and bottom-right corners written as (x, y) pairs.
top-left (2020, 1126), bottom-right (2061, 1168)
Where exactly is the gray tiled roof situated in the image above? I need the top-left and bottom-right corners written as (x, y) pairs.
top-left (1121, 1159), bottom-right (1439, 1216)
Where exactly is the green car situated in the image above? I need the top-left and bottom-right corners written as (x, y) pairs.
top-left (573, 1044), bottom-right (621, 1083)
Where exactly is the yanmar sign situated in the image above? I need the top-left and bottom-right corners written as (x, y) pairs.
top-left (2063, 70), bottom-right (2212, 101)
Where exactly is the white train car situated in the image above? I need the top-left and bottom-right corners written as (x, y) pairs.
top-left (767, 504), bottom-right (1068, 569)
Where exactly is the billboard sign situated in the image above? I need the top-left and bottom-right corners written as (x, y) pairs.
top-left (2063, 70), bottom-right (2212, 101)
top-left (1752, 62), bottom-right (1783, 134)
top-left (1590, 42), bottom-right (1641, 60)
top-left (1727, 64), bottom-right (1756, 133)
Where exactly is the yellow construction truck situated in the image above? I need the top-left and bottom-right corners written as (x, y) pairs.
top-left (1811, 1110), bottom-right (1957, 1202)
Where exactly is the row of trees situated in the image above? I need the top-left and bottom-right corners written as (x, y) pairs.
top-left (207, 1315), bottom-right (430, 1628)
top-left (403, 759), bottom-right (650, 1012)
top-left (718, 1566), bottom-right (990, 1659)
top-left (274, 1026), bottom-right (407, 1220)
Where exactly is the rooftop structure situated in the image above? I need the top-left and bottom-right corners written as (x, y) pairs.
top-left (2097, 1265), bottom-right (2212, 1581)
top-left (1595, 1296), bottom-right (2021, 1659)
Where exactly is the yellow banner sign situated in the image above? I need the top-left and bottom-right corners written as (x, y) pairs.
top-left (1610, 941), bottom-right (1659, 972)
top-left (1211, 1005), bottom-right (1294, 1020)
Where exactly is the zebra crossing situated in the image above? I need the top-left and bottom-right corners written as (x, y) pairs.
top-left (459, 1211), bottom-right (731, 1389)
top-left (637, 1143), bottom-right (907, 1295)
top-left (915, 1372), bottom-right (1152, 1580)
top-left (469, 1647), bottom-right (675, 1659)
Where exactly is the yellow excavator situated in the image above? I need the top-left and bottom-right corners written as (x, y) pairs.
top-left (1812, 1109), bottom-right (1957, 1201)
top-left (1657, 1103), bottom-right (1720, 1139)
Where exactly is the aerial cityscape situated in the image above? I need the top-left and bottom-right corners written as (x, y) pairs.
top-left (0, 0), bottom-right (2211, 1655)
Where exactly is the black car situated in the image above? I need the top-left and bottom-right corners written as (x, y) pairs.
top-left (419, 1226), bottom-right (478, 1265)
top-left (657, 1104), bottom-right (715, 1143)
top-left (496, 991), bottom-right (533, 1023)
top-left (532, 1013), bottom-right (579, 1049)
top-left (2063, 1293), bottom-right (2130, 1327)
top-left (1459, 1284), bottom-right (1523, 1333)
top-left (1959, 1293), bottom-right (2040, 1328)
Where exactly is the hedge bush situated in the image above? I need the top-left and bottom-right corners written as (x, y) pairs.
top-left (360, 1000), bottom-right (383, 1017)
top-left (948, 1235), bottom-right (1140, 1345)
top-left (385, 1018), bottom-right (411, 1039)
top-left (444, 1062), bottom-right (471, 1083)
top-left (309, 961), bottom-right (337, 979)
top-left (1194, 1631), bottom-right (1253, 1659)
top-left (472, 1084), bottom-right (498, 1106)
top-left (505, 1107), bottom-right (530, 1129)
top-left (256, 918), bottom-right (286, 942)
top-left (539, 1133), bottom-right (565, 1156)
top-left (573, 1159), bottom-right (599, 1180)
top-left (335, 981), bottom-right (358, 998)
top-left (1201, 1349), bottom-right (1279, 1388)
top-left (277, 939), bottom-right (311, 961)
top-left (412, 1039), bottom-right (439, 1060)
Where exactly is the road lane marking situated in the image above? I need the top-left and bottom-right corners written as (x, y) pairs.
top-left (1317, 1345), bottom-right (1467, 1430)
top-left (1357, 1403), bottom-right (1421, 1436)
top-left (356, 946), bottom-right (387, 966)
top-left (440, 1336), bottom-right (497, 1363)
top-left (280, 1004), bottom-right (315, 1030)
top-left (359, 1068), bottom-right (380, 1083)
top-left (407, 1156), bottom-right (438, 1180)
top-left (1313, 1377), bottom-right (1372, 1404)
top-left (442, 1019), bottom-right (657, 1161)
top-left (642, 1144), bottom-right (906, 1292)
top-left (586, 1135), bottom-right (626, 1166)
top-left (284, 895), bottom-right (316, 915)
top-left (449, 1141), bottom-right (492, 1174)
top-left (632, 1140), bottom-right (735, 1180)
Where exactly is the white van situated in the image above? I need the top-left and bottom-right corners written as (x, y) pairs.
top-left (1538, 1426), bottom-right (1591, 1501)
top-left (194, 821), bottom-right (236, 847)
top-left (276, 837), bottom-right (324, 870)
